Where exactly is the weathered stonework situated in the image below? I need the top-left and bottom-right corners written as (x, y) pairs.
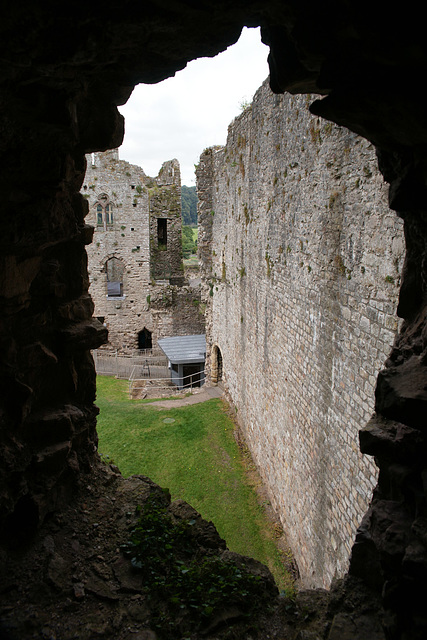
top-left (83, 150), bottom-right (204, 352)
top-left (2, 4), bottom-right (427, 637)
top-left (198, 80), bottom-right (405, 588)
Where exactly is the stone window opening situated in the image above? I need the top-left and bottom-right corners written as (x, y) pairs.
top-left (96, 194), bottom-right (113, 230)
top-left (105, 203), bottom-right (112, 225)
top-left (106, 257), bottom-right (124, 298)
top-left (157, 217), bottom-right (167, 249)
top-left (97, 204), bottom-right (103, 226)
top-left (138, 327), bottom-right (153, 351)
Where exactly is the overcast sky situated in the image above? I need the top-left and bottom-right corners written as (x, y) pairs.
top-left (118, 27), bottom-right (269, 186)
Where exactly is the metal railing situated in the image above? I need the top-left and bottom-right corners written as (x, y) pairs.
top-left (129, 368), bottom-right (207, 398)
top-left (93, 349), bottom-right (168, 380)
top-left (93, 349), bottom-right (206, 398)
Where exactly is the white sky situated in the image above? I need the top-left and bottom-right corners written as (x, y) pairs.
top-left (118, 27), bottom-right (269, 186)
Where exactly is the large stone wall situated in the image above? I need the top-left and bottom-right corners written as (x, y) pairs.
top-left (83, 150), bottom-right (204, 352)
top-left (198, 81), bottom-right (405, 588)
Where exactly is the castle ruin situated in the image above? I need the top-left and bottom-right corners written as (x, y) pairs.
top-left (2, 4), bottom-right (427, 638)
top-left (198, 81), bottom-right (405, 588)
top-left (83, 150), bottom-right (204, 353)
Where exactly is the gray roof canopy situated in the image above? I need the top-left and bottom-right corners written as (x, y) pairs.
top-left (158, 334), bottom-right (206, 364)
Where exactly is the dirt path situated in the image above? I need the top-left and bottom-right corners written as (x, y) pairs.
top-left (146, 384), bottom-right (223, 409)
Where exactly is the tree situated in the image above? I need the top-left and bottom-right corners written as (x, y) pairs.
top-left (181, 185), bottom-right (198, 226)
top-left (182, 225), bottom-right (197, 259)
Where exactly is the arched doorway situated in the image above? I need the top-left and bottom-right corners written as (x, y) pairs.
top-left (138, 327), bottom-right (153, 351)
top-left (211, 344), bottom-right (223, 383)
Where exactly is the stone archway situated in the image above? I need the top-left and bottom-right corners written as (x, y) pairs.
top-left (211, 344), bottom-right (223, 383)
top-left (138, 327), bottom-right (153, 351)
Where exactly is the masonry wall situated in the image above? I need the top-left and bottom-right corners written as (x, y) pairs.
top-left (197, 81), bottom-right (405, 588)
top-left (83, 151), bottom-right (203, 352)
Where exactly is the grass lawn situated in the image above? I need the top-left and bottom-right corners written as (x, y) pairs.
top-left (96, 376), bottom-right (293, 592)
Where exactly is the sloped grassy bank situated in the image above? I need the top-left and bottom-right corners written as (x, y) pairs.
top-left (96, 376), bottom-right (294, 592)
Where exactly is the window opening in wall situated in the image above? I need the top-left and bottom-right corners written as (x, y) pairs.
top-left (157, 217), bottom-right (167, 249)
top-left (117, 27), bottom-right (268, 190)
top-left (96, 194), bottom-right (113, 230)
top-left (138, 327), bottom-right (153, 350)
top-left (106, 257), bottom-right (124, 297)
top-left (91, 28), bottom-right (301, 593)
top-left (105, 203), bottom-right (113, 225)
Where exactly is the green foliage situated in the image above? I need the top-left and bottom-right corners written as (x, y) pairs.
top-left (243, 203), bottom-right (250, 225)
top-left (96, 378), bottom-right (293, 591)
top-left (239, 97), bottom-right (252, 112)
top-left (181, 185), bottom-right (198, 226)
top-left (334, 255), bottom-right (346, 275)
top-left (121, 496), bottom-right (268, 636)
top-left (182, 225), bottom-right (197, 258)
top-left (221, 260), bottom-right (227, 282)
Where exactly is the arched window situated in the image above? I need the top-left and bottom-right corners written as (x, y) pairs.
top-left (96, 194), bottom-right (113, 229)
top-left (97, 205), bottom-right (103, 226)
top-left (138, 328), bottom-right (153, 351)
top-left (105, 203), bottom-right (113, 225)
top-left (106, 257), bottom-right (124, 297)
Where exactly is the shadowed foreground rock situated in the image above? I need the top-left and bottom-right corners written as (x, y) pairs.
top-left (0, 463), bottom-right (384, 640)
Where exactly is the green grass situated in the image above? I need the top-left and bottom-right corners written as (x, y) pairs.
top-left (96, 376), bottom-right (294, 592)
top-left (183, 254), bottom-right (198, 267)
